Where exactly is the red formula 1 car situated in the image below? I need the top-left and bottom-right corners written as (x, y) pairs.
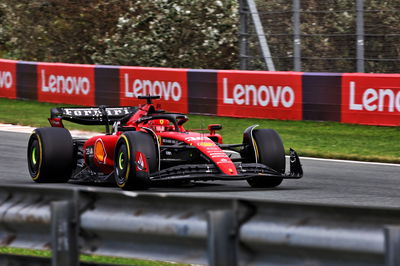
top-left (27, 95), bottom-right (303, 190)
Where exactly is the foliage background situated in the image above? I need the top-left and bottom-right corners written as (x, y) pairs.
top-left (0, 0), bottom-right (238, 69)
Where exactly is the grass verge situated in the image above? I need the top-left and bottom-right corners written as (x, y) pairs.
top-left (0, 98), bottom-right (399, 163)
top-left (0, 247), bottom-right (187, 265)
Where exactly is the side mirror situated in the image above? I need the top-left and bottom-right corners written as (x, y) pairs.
top-left (208, 124), bottom-right (222, 134)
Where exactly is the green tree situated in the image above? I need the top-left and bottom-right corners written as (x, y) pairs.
top-left (1, 0), bottom-right (131, 63)
top-left (1, 0), bottom-right (238, 69)
top-left (94, 0), bottom-right (238, 69)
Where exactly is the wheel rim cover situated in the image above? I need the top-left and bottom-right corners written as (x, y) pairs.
top-left (118, 151), bottom-right (124, 170)
top-left (32, 147), bottom-right (37, 165)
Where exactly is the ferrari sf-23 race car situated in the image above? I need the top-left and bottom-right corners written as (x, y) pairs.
top-left (27, 95), bottom-right (303, 190)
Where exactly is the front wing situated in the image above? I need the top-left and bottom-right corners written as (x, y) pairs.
top-left (149, 149), bottom-right (303, 183)
top-left (69, 149), bottom-right (303, 184)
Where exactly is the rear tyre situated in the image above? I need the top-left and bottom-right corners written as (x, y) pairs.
top-left (114, 132), bottom-right (157, 190)
top-left (27, 127), bottom-right (74, 183)
top-left (245, 129), bottom-right (285, 188)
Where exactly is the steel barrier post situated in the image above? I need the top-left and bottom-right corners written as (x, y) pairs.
top-left (293, 0), bottom-right (301, 71)
top-left (356, 0), bottom-right (365, 72)
top-left (385, 226), bottom-right (400, 266)
top-left (51, 200), bottom-right (79, 266)
top-left (207, 210), bottom-right (238, 266)
top-left (239, 0), bottom-right (249, 70)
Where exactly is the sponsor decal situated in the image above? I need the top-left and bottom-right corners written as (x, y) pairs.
top-left (85, 146), bottom-right (94, 156)
top-left (120, 67), bottom-right (188, 113)
top-left (348, 81), bottom-right (400, 112)
top-left (185, 136), bottom-right (211, 142)
top-left (124, 74), bottom-right (181, 101)
top-left (0, 59), bottom-right (17, 99)
top-left (342, 74), bottom-right (400, 126)
top-left (215, 159), bottom-right (231, 165)
top-left (135, 151), bottom-right (148, 171)
top-left (41, 69), bottom-right (90, 95)
top-left (62, 107), bottom-right (131, 117)
top-left (217, 71), bottom-right (302, 120)
top-left (37, 63), bottom-right (95, 105)
top-left (205, 146), bottom-right (220, 151)
top-left (209, 152), bottom-right (229, 158)
top-left (222, 78), bottom-right (295, 107)
top-left (0, 71), bottom-right (13, 89)
top-left (162, 138), bottom-right (180, 145)
top-left (198, 142), bottom-right (215, 147)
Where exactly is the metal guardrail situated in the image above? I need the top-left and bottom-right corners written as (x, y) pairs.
top-left (0, 184), bottom-right (399, 266)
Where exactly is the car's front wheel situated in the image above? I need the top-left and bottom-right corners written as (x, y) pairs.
top-left (114, 131), bottom-right (157, 190)
top-left (244, 129), bottom-right (285, 188)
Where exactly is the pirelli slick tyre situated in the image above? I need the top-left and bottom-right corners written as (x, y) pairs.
top-left (27, 127), bottom-right (74, 183)
top-left (246, 129), bottom-right (285, 188)
top-left (114, 131), bottom-right (157, 190)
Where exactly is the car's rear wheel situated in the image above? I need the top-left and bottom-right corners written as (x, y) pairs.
top-left (27, 127), bottom-right (74, 183)
top-left (114, 131), bottom-right (157, 190)
top-left (244, 129), bottom-right (285, 188)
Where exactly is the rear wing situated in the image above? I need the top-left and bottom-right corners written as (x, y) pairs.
top-left (50, 106), bottom-right (138, 126)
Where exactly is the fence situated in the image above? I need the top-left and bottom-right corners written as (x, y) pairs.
top-left (239, 0), bottom-right (400, 73)
top-left (0, 184), bottom-right (400, 265)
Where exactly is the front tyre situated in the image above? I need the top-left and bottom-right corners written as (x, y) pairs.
top-left (27, 127), bottom-right (74, 183)
top-left (114, 132), bottom-right (157, 190)
top-left (245, 129), bottom-right (285, 188)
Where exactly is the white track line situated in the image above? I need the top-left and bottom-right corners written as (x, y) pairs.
top-left (0, 123), bottom-right (99, 138)
top-left (288, 156), bottom-right (399, 167)
top-left (0, 123), bottom-right (36, 133)
top-left (1, 124), bottom-right (398, 167)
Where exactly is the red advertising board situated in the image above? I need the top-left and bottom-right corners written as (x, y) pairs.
top-left (0, 59), bottom-right (17, 99)
top-left (342, 74), bottom-right (400, 126)
top-left (37, 63), bottom-right (95, 106)
top-left (120, 67), bottom-right (188, 113)
top-left (217, 70), bottom-right (303, 120)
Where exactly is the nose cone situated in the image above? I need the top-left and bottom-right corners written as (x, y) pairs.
top-left (183, 135), bottom-right (237, 175)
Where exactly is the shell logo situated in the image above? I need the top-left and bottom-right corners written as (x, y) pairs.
top-left (199, 142), bottom-right (215, 147)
